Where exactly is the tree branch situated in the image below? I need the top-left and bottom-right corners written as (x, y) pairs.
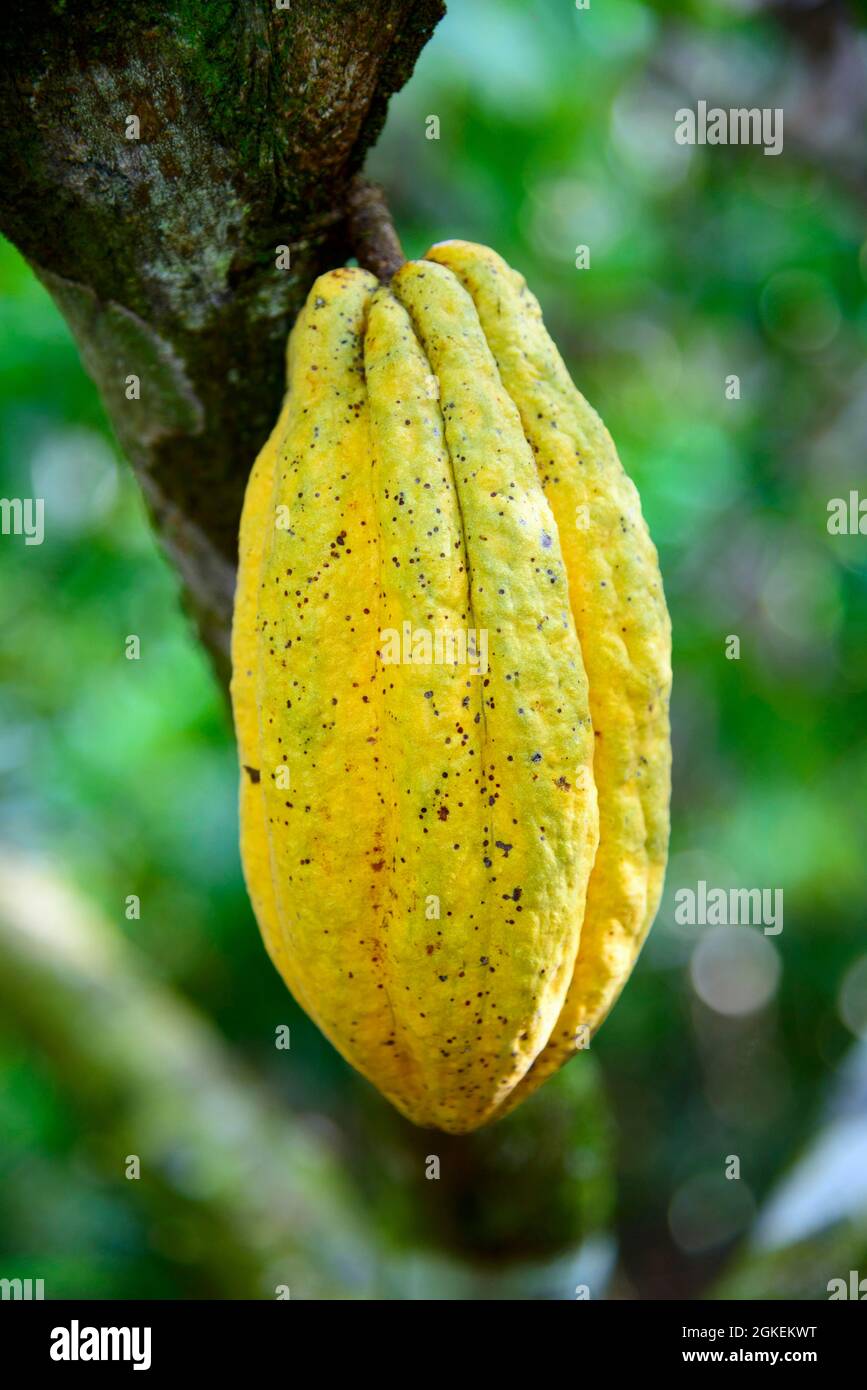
top-left (0, 849), bottom-right (616, 1298)
top-left (0, 0), bottom-right (444, 683)
top-left (0, 851), bottom-right (376, 1298)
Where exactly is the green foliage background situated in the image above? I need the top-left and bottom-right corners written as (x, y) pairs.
top-left (1, 0), bottom-right (865, 1298)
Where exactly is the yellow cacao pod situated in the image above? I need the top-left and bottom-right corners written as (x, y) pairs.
top-left (231, 241), bottom-right (671, 1133)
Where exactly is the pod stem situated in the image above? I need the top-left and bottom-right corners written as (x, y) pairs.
top-left (346, 175), bottom-right (406, 283)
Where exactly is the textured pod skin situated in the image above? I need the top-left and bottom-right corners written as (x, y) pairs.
top-left (232, 246), bottom-right (671, 1133)
top-left (425, 243), bottom-right (672, 1114)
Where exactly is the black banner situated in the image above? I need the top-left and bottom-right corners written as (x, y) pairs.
top-left (1, 1297), bottom-right (862, 1374)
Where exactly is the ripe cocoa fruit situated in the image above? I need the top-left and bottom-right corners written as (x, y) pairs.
top-left (231, 242), bottom-right (672, 1133)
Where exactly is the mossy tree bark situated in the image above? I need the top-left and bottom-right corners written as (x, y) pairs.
top-left (0, 0), bottom-right (443, 682)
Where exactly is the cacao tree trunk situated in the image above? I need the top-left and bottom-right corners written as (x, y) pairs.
top-left (0, 0), bottom-right (443, 682)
